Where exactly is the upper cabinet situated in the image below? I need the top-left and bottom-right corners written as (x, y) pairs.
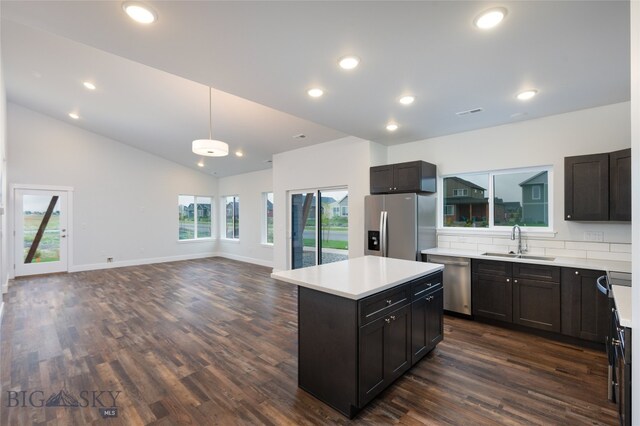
top-left (370, 161), bottom-right (437, 194)
top-left (564, 148), bottom-right (630, 221)
top-left (609, 149), bottom-right (632, 221)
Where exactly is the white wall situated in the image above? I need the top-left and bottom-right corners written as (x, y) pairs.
top-left (7, 104), bottom-right (218, 273)
top-left (217, 168), bottom-right (273, 267)
top-left (272, 136), bottom-right (383, 271)
top-left (630, 0), bottom-right (639, 414)
top-left (0, 43), bottom-right (7, 310)
top-left (388, 102), bottom-right (632, 251)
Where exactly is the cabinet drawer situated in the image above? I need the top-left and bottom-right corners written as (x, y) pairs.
top-left (513, 263), bottom-right (560, 283)
top-left (472, 259), bottom-right (512, 277)
top-left (410, 272), bottom-right (443, 301)
top-left (359, 284), bottom-right (410, 326)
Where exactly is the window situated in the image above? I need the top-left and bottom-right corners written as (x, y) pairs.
top-left (442, 167), bottom-right (551, 229)
top-left (263, 192), bottom-right (274, 244)
top-left (224, 196), bottom-right (240, 239)
top-left (532, 186), bottom-right (541, 200)
top-left (341, 206), bottom-right (348, 216)
top-left (178, 195), bottom-right (212, 240)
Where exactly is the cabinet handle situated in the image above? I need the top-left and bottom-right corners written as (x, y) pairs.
top-left (385, 318), bottom-right (391, 324)
top-left (386, 299), bottom-right (392, 305)
top-left (575, 271), bottom-right (579, 275)
top-left (506, 278), bottom-right (510, 282)
top-left (389, 187), bottom-right (393, 191)
top-left (390, 315), bottom-right (396, 321)
top-left (567, 214), bottom-right (571, 219)
top-left (514, 279), bottom-right (518, 283)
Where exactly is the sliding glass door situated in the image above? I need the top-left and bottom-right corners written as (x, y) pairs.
top-left (290, 188), bottom-right (348, 269)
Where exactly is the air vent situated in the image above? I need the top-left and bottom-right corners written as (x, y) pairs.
top-left (456, 108), bottom-right (484, 116)
top-left (293, 133), bottom-right (306, 139)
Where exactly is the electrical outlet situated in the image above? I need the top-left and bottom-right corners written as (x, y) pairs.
top-left (583, 231), bottom-right (604, 242)
top-left (107, 257), bottom-right (114, 263)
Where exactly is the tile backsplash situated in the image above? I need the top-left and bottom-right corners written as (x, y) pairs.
top-left (437, 233), bottom-right (632, 262)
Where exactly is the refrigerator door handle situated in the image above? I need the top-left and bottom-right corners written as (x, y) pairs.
top-left (380, 211), bottom-right (388, 257)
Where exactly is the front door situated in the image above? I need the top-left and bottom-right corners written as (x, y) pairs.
top-left (14, 189), bottom-right (69, 276)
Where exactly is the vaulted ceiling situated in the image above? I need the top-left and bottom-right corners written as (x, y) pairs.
top-left (1, 1), bottom-right (630, 176)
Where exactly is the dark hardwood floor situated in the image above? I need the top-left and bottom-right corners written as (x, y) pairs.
top-left (1, 258), bottom-right (617, 425)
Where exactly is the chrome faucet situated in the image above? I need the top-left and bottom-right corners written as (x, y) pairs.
top-left (511, 225), bottom-right (523, 255)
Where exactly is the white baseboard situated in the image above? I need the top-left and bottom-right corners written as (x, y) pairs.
top-left (215, 252), bottom-right (274, 269)
top-left (0, 302), bottom-right (4, 325)
top-left (2, 276), bottom-right (8, 294)
top-left (68, 252), bottom-right (216, 273)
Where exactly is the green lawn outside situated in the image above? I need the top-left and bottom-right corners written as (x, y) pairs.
top-left (303, 238), bottom-right (348, 250)
top-left (23, 214), bottom-right (60, 262)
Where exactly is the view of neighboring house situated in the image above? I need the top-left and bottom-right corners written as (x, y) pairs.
top-left (519, 171), bottom-right (549, 225)
top-left (443, 177), bottom-right (489, 226)
top-left (179, 203), bottom-right (211, 220)
top-left (329, 195), bottom-right (349, 218)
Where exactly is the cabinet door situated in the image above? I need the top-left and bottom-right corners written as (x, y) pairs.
top-left (411, 288), bottom-right (444, 365)
top-left (370, 165), bottom-right (394, 194)
top-left (426, 288), bottom-right (444, 349)
top-left (358, 316), bottom-right (386, 406)
top-left (472, 273), bottom-right (513, 322)
top-left (561, 268), bottom-right (608, 342)
top-left (393, 162), bottom-right (422, 192)
top-left (564, 153), bottom-right (609, 221)
top-left (512, 278), bottom-right (560, 332)
top-left (610, 148), bottom-right (631, 221)
top-left (411, 296), bottom-right (428, 364)
top-left (385, 304), bottom-right (412, 382)
top-left (358, 304), bottom-right (411, 407)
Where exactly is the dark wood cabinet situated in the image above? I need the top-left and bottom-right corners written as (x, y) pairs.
top-left (297, 270), bottom-right (444, 418)
top-left (610, 148), bottom-right (631, 221)
top-left (411, 286), bottom-right (443, 364)
top-left (472, 259), bottom-right (560, 332)
top-left (370, 161), bottom-right (437, 194)
top-left (472, 260), bottom-right (513, 322)
top-left (512, 278), bottom-right (560, 333)
top-left (561, 268), bottom-right (608, 343)
top-left (359, 303), bottom-right (411, 406)
top-left (565, 153), bottom-right (609, 221)
top-left (564, 149), bottom-right (631, 222)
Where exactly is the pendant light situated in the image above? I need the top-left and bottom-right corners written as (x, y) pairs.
top-left (192, 87), bottom-right (229, 157)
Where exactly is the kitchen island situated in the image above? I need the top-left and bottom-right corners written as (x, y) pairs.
top-left (271, 256), bottom-right (444, 418)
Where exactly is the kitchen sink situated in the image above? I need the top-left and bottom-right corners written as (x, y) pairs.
top-left (481, 252), bottom-right (519, 258)
top-left (519, 254), bottom-right (556, 261)
top-left (481, 252), bottom-right (556, 261)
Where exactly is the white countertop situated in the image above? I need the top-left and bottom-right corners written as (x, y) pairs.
top-left (271, 256), bottom-right (444, 300)
top-left (612, 285), bottom-right (632, 328)
top-left (422, 247), bottom-right (632, 274)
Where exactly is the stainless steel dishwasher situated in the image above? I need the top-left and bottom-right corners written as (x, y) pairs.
top-left (425, 254), bottom-right (471, 315)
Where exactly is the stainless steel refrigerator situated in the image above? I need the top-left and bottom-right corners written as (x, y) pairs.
top-left (364, 193), bottom-right (437, 261)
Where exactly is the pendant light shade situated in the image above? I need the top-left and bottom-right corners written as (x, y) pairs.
top-left (192, 87), bottom-right (229, 157)
top-left (192, 139), bottom-right (229, 156)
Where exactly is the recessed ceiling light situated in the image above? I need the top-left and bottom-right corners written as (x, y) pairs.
top-left (474, 7), bottom-right (507, 30)
top-left (307, 88), bottom-right (324, 98)
top-left (235, 151), bottom-right (244, 157)
top-left (122, 2), bottom-right (157, 24)
top-left (83, 82), bottom-right (96, 90)
top-left (399, 95), bottom-right (415, 105)
top-left (338, 56), bottom-right (360, 70)
top-left (516, 89), bottom-right (538, 101)
top-left (386, 123), bottom-right (399, 132)
top-left (68, 112), bottom-right (79, 120)
top-left (197, 161), bottom-right (204, 167)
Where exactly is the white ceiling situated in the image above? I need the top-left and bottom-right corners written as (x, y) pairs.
top-left (0, 1), bottom-right (630, 177)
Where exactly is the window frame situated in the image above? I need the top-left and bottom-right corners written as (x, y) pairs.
top-left (177, 194), bottom-right (213, 241)
top-left (222, 195), bottom-right (240, 240)
top-left (262, 192), bottom-right (274, 245)
top-left (439, 166), bottom-right (553, 233)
